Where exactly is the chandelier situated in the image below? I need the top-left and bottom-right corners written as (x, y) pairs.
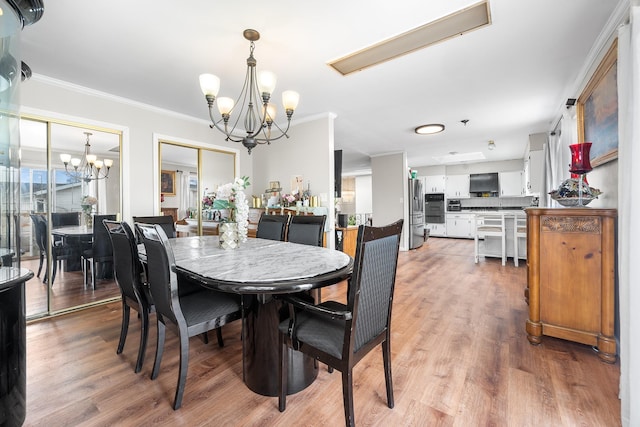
top-left (59, 132), bottom-right (113, 182)
top-left (199, 29), bottom-right (300, 154)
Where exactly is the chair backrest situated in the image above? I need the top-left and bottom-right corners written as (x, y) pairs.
top-left (133, 215), bottom-right (176, 239)
top-left (51, 212), bottom-right (80, 227)
top-left (92, 214), bottom-right (117, 259)
top-left (104, 220), bottom-right (148, 305)
top-left (515, 213), bottom-right (527, 235)
top-left (475, 213), bottom-right (505, 237)
top-left (136, 223), bottom-right (181, 326)
top-left (346, 219), bottom-right (403, 355)
top-left (287, 215), bottom-right (326, 247)
top-left (29, 214), bottom-right (47, 251)
top-left (256, 214), bottom-right (290, 241)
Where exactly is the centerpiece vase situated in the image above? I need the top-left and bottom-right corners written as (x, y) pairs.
top-left (569, 142), bottom-right (593, 207)
top-left (219, 222), bottom-right (240, 249)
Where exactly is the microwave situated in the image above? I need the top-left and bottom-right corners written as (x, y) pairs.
top-left (447, 199), bottom-right (461, 211)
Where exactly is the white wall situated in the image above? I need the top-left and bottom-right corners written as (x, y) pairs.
top-left (355, 175), bottom-right (372, 213)
top-left (371, 152), bottom-right (408, 251)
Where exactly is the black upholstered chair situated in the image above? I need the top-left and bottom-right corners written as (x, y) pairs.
top-left (82, 214), bottom-right (117, 289)
top-left (287, 214), bottom-right (326, 247)
top-left (256, 213), bottom-right (290, 241)
top-left (133, 215), bottom-right (176, 239)
top-left (51, 211), bottom-right (80, 227)
top-left (287, 214), bottom-right (327, 303)
top-left (104, 220), bottom-right (153, 373)
top-left (277, 219), bottom-right (404, 427)
top-left (29, 213), bottom-right (72, 285)
top-left (137, 223), bottom-right (243, 410)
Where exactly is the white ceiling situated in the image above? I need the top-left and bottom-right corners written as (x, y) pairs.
top-left (18, 0), bottom-right (622, 173)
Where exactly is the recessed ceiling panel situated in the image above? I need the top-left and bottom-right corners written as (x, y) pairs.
top-left (328, 0), bottom-right (491, 75)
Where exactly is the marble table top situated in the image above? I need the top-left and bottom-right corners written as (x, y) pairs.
top-left (51, 225), bottom-right (93, 237)
top-left (167, 236), bottom-right (353, 294)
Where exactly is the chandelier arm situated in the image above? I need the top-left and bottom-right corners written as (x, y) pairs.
top-left (254, 119), bottom-right (292, 143)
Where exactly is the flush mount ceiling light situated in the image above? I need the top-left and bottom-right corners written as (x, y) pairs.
top-left (199, 29), bottom-right (300, 154)
top-left (488, 140), bottom-right (496, 150)
top-left (328, 0), bottom-right (491, 75)
top-left (415, 124), bottom-right (445, 135)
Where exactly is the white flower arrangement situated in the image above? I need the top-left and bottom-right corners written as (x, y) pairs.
top-left (213, 176), bottom-right (250, 242)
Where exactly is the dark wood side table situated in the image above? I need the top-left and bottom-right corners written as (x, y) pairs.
top-left (525, 208), bottom-right (617, 363)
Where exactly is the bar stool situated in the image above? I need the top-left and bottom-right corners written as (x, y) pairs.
top-left (513, 213), bottom-right (527, 267)
top-left (474, 212), bottom-right (506, 266)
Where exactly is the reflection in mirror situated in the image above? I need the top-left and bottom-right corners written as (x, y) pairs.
top-left (19, 117), bottom-right (122, 318)
top-left (160, 142), bottom-right (236, 237)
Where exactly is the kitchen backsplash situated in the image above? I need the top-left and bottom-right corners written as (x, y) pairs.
top-left (459, 196), bottom-right (536, 210)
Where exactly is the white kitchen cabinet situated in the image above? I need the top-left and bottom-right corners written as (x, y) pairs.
top-left (445, 174), bottom-right (470, 198)
top-left (525, 150), bottom-right (544, 195)
top-left (445, 213), bottom-right (474, 238)
top-left (426, 223), bottom-right (446, 237)
top-left (423, 175), bottom-right (446, 193)
top-left (499, 171), bottom-right (525, 196)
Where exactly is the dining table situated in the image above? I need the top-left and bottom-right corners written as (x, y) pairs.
top-left (163, 235), bottom-right (353, 397)
top-left (51, 225), bottom-right (93, 271)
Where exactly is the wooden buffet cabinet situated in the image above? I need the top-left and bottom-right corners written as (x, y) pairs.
top-left (525, 208), bottom-right (617, 363)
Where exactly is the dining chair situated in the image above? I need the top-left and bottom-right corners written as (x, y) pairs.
top-left (29, 213), bottom-right (73, 285)
top-left (81, 214), bottom-right (117, 289)
top-left (133, 215), bottom-right (176, 238)
top-left (277, 219), bottom-right (404, 427)
top-left (51, 211), bottom-right (80, 227)
top-left (474, 212), bottom-right (506, 266)
top-left (104, 220), bottom-right (153, 373)
top-left (287, 214), bottom-right (326, 303)
top-left (513, 213), bottom-right (527, 267)
top-left (137, 223), bottom-right (243, 410)
top-left (256, 213), bottom-right (290, 241)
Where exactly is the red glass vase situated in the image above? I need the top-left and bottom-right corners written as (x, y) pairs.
top-left (569, 142), bottom-right (593, 174)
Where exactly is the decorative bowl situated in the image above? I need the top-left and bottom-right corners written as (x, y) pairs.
top-left (550, 195), bottom-right (595, 207)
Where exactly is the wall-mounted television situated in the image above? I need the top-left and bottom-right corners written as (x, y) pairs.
top-left (469, 172), bottom-right (499, 193)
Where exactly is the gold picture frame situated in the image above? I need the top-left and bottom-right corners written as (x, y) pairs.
top-left (577, 39), bottom-right (618, 168)
top-left (161, 170), bottom-right (176, 196)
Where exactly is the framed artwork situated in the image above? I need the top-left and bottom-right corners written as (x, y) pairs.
top-left (161, 170), bottom-right (176, 196)
top-left (577, 39), bottom-right (618, 168)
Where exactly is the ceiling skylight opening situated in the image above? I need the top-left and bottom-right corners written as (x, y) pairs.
top-left (328, 0), bottom-right (491, 75)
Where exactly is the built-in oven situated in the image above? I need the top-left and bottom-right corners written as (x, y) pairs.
top-left (425, 193), bottom-right (445, 224)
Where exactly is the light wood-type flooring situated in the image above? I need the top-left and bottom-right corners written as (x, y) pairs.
top-left (23, 237), bottom-right (621, 426)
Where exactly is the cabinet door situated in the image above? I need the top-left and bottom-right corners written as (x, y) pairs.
top-left (446, 214), bottom-right (473, 238)
top-left (526, 151), bottom-right (544, 195)
top-left (423, 175), bottom-right (445, 193)
top-left (499, 171), bottom-right (524, 196)
top-left (426, 223), bottom-right (446, 237)
top-left (445, 174), bottom-right (470, 198)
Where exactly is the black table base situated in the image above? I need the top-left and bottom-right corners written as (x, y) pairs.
top-left (242, 295), bottom-right (318, 396)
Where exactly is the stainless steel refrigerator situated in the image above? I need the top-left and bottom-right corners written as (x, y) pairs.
top-left (408, 178), bottom-right (424, 249)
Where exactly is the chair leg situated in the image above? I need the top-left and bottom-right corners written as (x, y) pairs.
top-left (514, 234), bottom-right (519, 267)
top-left (37, 252), bottom-right (44, 277)
top-left (278, 332), bottom-right (287, 412)
top-left (51, 257), bottom-right (58, 285)
top-left (135, 308), bottom-right (149, 374)
top-left (382, 340), bottom-right (394, 408)
top-left (501, 232), bottom-right (506, 266)
top-left (342, 369), bottom-right (355, 427)
top-left (151, 320), bottom-right (165, 380)
top-left (216, 327), bottom-right (224, 348)
top-left (474, 234), bottom-right (479, 263)
top-left (117, 303), bottom-right (130, 355)
top-left (173, 332), bottom-right (190, 410)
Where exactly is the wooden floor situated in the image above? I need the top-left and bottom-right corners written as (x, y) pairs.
top-left (23, 237), bottom-right (621, 426)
